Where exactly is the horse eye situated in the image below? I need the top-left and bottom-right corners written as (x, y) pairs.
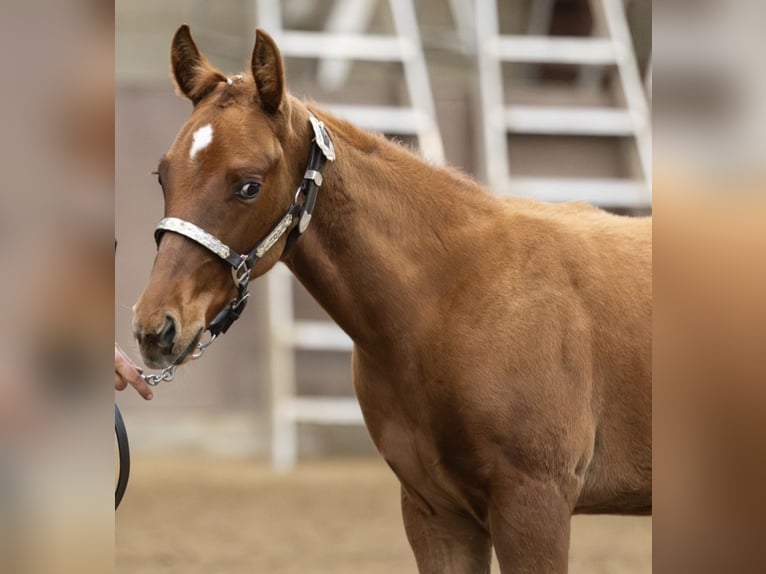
top-left (236, 181), bottom-right (261, 200)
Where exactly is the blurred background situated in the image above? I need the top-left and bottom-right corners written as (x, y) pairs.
top-left (116, 0), bottom-right (651, 572)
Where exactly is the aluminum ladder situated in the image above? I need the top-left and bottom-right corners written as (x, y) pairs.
top-left (256, 0), bottom-right (445, 470)
top-left (475, 0), bottom-right (652, 208)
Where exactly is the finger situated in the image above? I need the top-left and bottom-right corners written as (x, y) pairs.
top-left (115, 346), bottom-right (152, 399)
top-left (115, 346), bottom-right (143, 375)
top-left (115, 373), bottom-right (127, 391)
top-left (115, 359), bottom-right (141, 383)
top-left (128, 376), bottom-right (154, 400)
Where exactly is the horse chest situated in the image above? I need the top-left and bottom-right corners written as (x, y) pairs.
top-left (354, 361), bottom-right (486, 519)
top-left (374, 415), bottom-right (482, 517)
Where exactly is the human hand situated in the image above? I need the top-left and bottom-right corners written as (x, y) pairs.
top-left (115, 343), bottom-right (153, 400)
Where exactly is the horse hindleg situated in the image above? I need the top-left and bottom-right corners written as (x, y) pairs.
top-left (401, 487), bottom-right (491, 574)
top-left (489, 477), bottom-right (572, 574)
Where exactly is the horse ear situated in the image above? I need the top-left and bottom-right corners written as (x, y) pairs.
top-left (171, 25), bottom-right (226, 105)
top-left (251, 29), bottom-right (285, 114)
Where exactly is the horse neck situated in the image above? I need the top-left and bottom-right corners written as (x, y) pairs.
top-left (282, 99), bottom-right (496, 352)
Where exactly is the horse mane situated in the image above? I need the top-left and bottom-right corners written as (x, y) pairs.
top-left (303, 100), bottom-right (488, 199)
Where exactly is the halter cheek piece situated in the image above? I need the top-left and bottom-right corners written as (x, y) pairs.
top-left (143, 114), bottom-right (334, 385)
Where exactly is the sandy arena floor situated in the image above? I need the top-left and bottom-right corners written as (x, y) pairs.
top-left (116, 455), bottom-right (651, 573)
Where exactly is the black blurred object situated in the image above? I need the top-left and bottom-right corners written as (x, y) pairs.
top-left (115, 238), bottom-right (128, 510)
top-left (114, 403), bottom-right (129, 509)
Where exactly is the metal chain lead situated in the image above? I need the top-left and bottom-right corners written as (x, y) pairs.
top-left (142, 365), bottom-right (176, 386)
top-left (141, 334), bottom-right (218, 386)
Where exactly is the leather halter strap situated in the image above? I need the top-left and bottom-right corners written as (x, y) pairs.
top-left (153, 113), bottom-right (334, 338)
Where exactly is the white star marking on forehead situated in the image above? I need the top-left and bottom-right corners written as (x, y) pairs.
top-left (189, 124), bottom-right (213, 160)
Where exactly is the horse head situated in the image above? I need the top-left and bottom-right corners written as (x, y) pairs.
top-left (133, 25), bottom-right (308, 369)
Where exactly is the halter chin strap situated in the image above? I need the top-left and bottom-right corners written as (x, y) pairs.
top-left (153, 113), bottom-right (335, 338)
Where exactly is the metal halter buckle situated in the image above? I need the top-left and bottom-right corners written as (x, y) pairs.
top-left (191, 333), bottom-right (217, 359)
top-left (232, 291), bottom-right (250, 309)
top-left (309, 114), bottom-right (336, 161)
top-left (232, 257), bottom-right (250, 287)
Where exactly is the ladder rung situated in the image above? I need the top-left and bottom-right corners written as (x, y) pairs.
top-left (502, 178), bottom-right (651, 208)
top-left (326, 105), bottom-right (431, 135)
top-left (504, 106), bottom-right (636, 136)
top-left (490, 36), bottom-right (617, 65)
top-left (289, 321), bottom-right (354, 352)
top-left (277, 31), bottom-right (413, 62)
top-left (282, 397), bottom-right (364, 424)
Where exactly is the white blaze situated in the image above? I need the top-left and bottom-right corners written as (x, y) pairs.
top-left (189, 124), bottom-right (213, 160)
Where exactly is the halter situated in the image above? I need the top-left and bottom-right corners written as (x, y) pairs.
top-left (142, 113), bottom-right (335, 385)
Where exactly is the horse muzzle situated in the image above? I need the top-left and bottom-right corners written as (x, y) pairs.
top-left (133, 309), bottom-right (203, 369)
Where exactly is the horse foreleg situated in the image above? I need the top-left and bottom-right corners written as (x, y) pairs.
top-left (489, 476), bottom-right (572, 574)
top-left (401, 487), bottom-right (491, 574)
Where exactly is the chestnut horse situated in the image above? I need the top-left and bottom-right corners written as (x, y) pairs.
top-left (133, 26), bottom-right (651, 573)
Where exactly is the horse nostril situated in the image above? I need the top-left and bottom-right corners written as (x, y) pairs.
top-left (156, 315), bottom-right (177, 349)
